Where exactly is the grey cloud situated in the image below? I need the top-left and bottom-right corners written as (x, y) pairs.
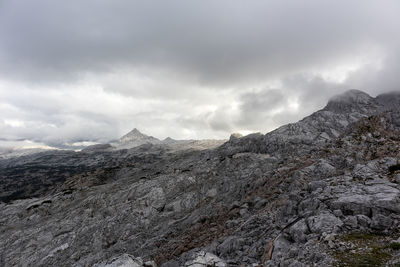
top-left (236, 89), bottom-right (287, 128)
top-left (0, 0), bottom-right (398, 86)
top-left (178, 109), bottom-right (232, 135)
top-left (0, 0), bottom-right (400, 146)
top-left (207, 107), bottom-right (234, 133)
top-left (229, 75), bottom-right (352, 132)
top-left (346, 52), bottom-right (400, 94)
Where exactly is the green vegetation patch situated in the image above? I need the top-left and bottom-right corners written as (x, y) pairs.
top-left (341, 232), bottom-right (375, 242)
top-left (386, 242), bottom-right (400, 251)
top-left (333, 232), bottom-right (399, 267)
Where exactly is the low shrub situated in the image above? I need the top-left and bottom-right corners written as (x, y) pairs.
top-left (389, 164), bottom-right (400, 174)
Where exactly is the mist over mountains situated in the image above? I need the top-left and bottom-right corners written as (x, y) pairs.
top-left (2, 1), bottom-right (400, 266)
top-left (1, 90), bottom-right (400, 266)
top-left (1, 1), bottom-right (400, 147)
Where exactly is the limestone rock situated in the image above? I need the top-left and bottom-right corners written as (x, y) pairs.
top-left (307, 212), bottom-right (343, 234)
top-left (94, 254), bottom-right (144, 267)
top-left (1, 90), bottom-right (400, 267)
top-left (184, 251), bottom-right (226, 267)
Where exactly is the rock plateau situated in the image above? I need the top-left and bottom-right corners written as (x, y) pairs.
top-left (1, 90), bottom-right (400, 266)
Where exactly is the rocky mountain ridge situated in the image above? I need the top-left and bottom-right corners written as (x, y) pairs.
top-left (222, 89), bottom-right (399, 156)
top-left (112, 128), bottom-right (226, 151)
top-left (1, 90), bottom-right (400, 266)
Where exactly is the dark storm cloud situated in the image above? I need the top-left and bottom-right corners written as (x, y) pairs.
top-left (0, 0), bottom-right (397, 85)
top-left (0, 0), bottom-right (400, 146)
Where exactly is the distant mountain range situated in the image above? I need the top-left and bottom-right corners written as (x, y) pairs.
top-left (0, 126), bottom-right (226, 158)
top-left (84, 127), bottom-right (226, 152)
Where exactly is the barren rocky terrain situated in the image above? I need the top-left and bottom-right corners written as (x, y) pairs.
top-left (1, 90), bottom-right (400, 266)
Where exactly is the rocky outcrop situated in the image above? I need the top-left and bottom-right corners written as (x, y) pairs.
top-left (94, 254), bottom-right (157, 267)
top-left (184, 251), bottom-right (226, 267)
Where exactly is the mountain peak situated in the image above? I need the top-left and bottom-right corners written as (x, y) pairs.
top-left (324, 89), bottom-right (375, 113)
top-left (123, 128), bottom-right (144, 137)
top-left (328, 89), bottom-right (372, 103)
top-left (118, 128), bottom-right (160, 145)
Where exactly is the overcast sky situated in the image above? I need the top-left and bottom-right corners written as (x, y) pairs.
top-left (0, 0), bottom-right (399, 148)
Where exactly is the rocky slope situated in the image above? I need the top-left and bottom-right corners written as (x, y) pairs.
top-left (0, 130), bottom-right (224, 203)
top-left (1, 90), bottom-right (400, 267)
